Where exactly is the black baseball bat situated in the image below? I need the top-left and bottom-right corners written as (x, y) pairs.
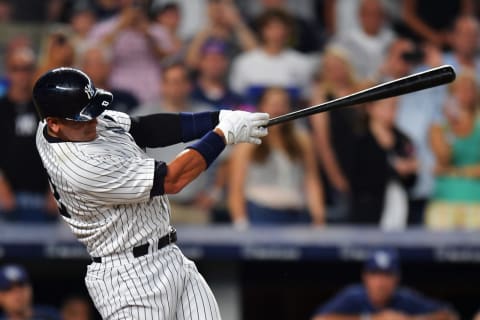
top-left (266, 65), bottom-right (456, 127)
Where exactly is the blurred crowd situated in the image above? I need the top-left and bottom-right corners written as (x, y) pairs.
top-left (1, 0), bottom-right (480, 231)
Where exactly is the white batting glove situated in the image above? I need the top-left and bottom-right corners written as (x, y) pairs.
top-left (216, 110), bottom-right (269, 145)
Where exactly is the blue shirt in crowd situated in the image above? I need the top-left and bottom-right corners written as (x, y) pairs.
top-left (314, 284), bottom-right (448, 316)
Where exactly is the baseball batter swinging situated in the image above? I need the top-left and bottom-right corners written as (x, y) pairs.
top-left (32, 67), bottom-right (269, 319)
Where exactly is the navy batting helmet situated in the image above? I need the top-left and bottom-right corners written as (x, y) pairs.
top-left (32, 67), bottom-right (113, 121)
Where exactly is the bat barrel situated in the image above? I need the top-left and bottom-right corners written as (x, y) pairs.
top-left (266, 65), bottom-right (456, 127)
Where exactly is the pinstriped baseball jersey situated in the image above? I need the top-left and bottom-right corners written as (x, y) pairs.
top-left (35, 110), bottom-right (171, 257)
top-left (37, 109), bottom-right (222, 319)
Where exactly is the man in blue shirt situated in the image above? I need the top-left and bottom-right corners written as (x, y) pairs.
top-left (312, 249), bottom-right (456, 320)
top-left (0, 264), bottom-right (60, 320)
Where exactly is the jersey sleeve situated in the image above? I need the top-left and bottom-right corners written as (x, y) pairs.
top-left (99, 110), bottom-right (132, 132)
top-left (61, 150), bottom-right (166, 205)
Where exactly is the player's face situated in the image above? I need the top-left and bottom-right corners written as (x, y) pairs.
top-left (363, 272), bottom-right (398, 307)
top-left (47, 118), bottom-right (98, 142)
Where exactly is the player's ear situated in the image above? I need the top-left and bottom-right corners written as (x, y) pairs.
top-left (46, 117), bottom-right (61, 134)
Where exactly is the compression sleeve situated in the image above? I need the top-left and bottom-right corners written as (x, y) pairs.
top-left (150, 161), bottom-right (168, 197)
top-left (129, 112), bottom-right (220, 148)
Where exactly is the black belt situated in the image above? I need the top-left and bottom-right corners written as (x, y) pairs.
top-left (92, 228), bottom-right (177, 263)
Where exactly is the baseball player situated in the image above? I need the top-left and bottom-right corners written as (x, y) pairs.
top-left (32, 67), bottom-right (269, 320)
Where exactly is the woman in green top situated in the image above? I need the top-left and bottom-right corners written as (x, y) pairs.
top-left (427, 70), bottom-right (480, 229)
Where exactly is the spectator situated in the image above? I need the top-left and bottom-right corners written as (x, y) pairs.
top-left (34, 30), bottom-right (75, 81)
top-left (311, 249), bottom-right (457, 320)
top-left (0, 0), bottom-right (12, 23)
top-left (0, 47), bottom-right (57, 222)
top-left (134, 63), bottom-right (222, 224)
top-left (309, 46), bottom-right (361, 223)
top-left (90, 0), bottom-right (122, 21)
top-left (0, 264), bottom-right (60, 320)
top-left (249, 0), bottom-right (323, 53)
top-left (191, 39), bottom-right (244, 110)
top-left (443, 16), bottom-right (480, 79)
top-left (241, 0), bottom-right (318, 23)
top-left (398, 0), bottom-right (473, 48)
top-left (380, 38), bottom-right (446, 225)
top-left (229, 8), bottom-right (314, 104)
top-left (228, 87), bottom-right (324, 227)
top-left (69, 1), bottom-right (97, 55)
top-left (152, 0), bottom-right (184, 61)
top-left (0, 36), bottom-right (33, 92)
top-left (185, 0), bottom-right (258, 69)
top-left (350, 97), bottom-right (417, 228)
top-left (325, 0), bottom-right (362, 37)
top-left (475, 310), bottom-right (480, 320)
top-left (61, 295), bottom-right (93, 320)
top-left (79, 46), bottom-right (139, 114)
top-left (332, 0), bottom-right (395, 80)
top-left (427, 70), bottom-right (480, 230)
top-left (87, 0), bottom-right (174, 103)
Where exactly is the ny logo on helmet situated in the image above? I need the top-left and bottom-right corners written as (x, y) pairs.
top-left (84, 84), bottom-right (95, 99)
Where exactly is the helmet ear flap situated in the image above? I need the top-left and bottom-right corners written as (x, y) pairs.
top-left (32, 67), bottom-right (113, 121)
top-left (95, 89), bottom-right (113, 109)
top-left (72, 89), bottom-right (113, 121)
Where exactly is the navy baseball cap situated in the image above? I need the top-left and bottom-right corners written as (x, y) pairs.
top-left (0, 264), bottom-right (29, 290)
top-left (364, 249), bottom-right (400, 275)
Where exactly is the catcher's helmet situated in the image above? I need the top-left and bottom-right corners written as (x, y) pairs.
top-left (32, 67), bottom-right (113, 121)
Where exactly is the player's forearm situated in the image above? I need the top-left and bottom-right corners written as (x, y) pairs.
top-left (164, 149), bottom-right (207, 194)
top-left (130, 112), bottom-right (220, 148)
top-left (164, 129), bottom-right (226, 194)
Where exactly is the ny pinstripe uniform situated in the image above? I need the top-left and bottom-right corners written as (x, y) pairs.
top-left (33, 67), bottom-right (268, 320)
top-left (36, 110), bottom-right (221, 319)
